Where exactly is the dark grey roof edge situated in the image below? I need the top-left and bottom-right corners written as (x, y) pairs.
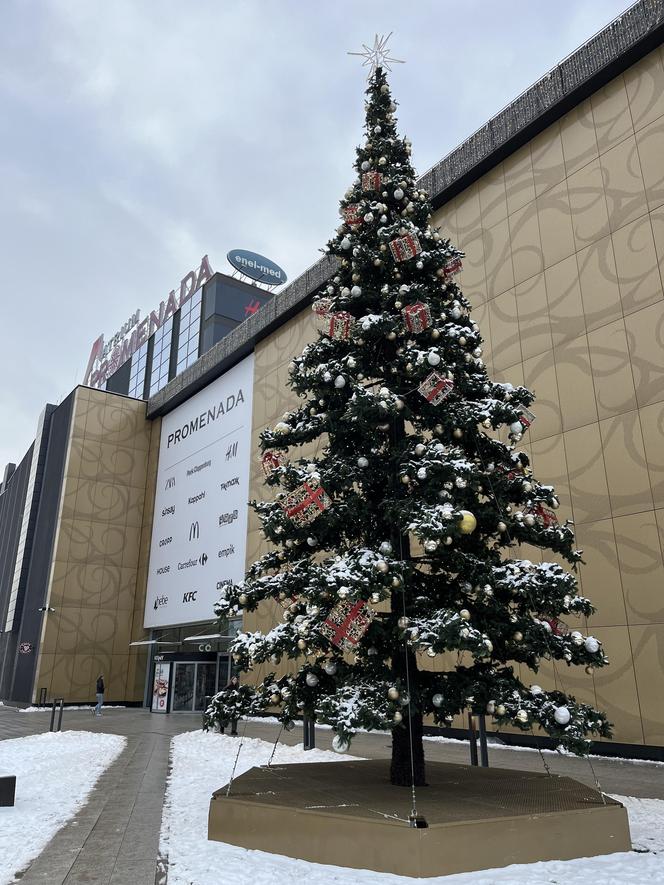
top-left (148, 0), bottom-right (664, 419)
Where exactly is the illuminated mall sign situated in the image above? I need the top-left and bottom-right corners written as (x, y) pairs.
top-left (84, 255), bottom-right (213, 389)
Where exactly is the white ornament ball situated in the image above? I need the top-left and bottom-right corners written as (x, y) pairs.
top-left (379, 541), bottom-right (393, 555)
top-left (334, 375), bottom-right (346, 389)
top-left (357, 456), bottom-right (369, 468)
top-left (427, 351), bottom-right (441, 366)
top-left (364, 212), bottom-right (374, 223)
top-left (584, 636), bottom-right (600, 654)
top-left (524, 514), bottom-right (535, 526)
top-left (530, 684), bottom-right (543, 695)
top-left (486, 700), bottom-right (496, 714)
top-left (554, 706), bottom-right (571, 726)
top-left (432, 693), bottom-right (444, 708)
top-left (351, 285), bottom-right (362, 297)
top-left (332, 734), bottom-right (350, 753)
top-left (305, 672), bottom-right (319, 687)
top-left (571, 631), bottom-right (584, 646)
top-left (340, 237), bottom-right (351, 250)
top-left (394, 188), bottom-right (404, 200)
top-left (516, 709), bottom-right (528, 723)
top-left (417, 467), bottom-right (428, 480)
top-left (274, 421), bottom-right (290, 435)
top-left (361, 160), bottom-right (370, 171)
top-left (324, 661), bottom-right (338, 676)
top-left (424, 539), bottom-right (438, 553)
top-left (510, 421), bottom-right (523, 434)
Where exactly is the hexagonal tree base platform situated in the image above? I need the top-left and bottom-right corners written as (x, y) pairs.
top-left (208, 759), bottom-right (631, 877)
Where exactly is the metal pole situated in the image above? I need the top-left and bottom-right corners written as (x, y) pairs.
top-left (57, 698), bottom-right (64, 732)
top-left (478, 713), bottom-right (489, 767)
top-left (468, 712), bottom-right (478, 766)
top-left (202, 695), bottom-right (211, 729)
top-left (303, 715), bottom-right (316, 750)
top-left (49, 701), bottom-right (56, 732)
top-left (39, 687), bottom-right (47, 708)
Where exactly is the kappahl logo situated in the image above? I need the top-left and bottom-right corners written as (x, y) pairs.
top-left (227, 249), bottom-right (287, 285)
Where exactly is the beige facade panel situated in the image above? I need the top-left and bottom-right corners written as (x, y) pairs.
top-left (35, 388), bottom-right (155, 703)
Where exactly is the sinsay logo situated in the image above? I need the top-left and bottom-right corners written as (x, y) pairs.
top-left (153, 594), bottom-right (168, 610)
top-left (189, 521), bottom-right (200, 541)
top-left (182, 591), bottom-right (198, 603)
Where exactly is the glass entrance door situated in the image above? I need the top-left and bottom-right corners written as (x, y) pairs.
top-left (172, 661), bottom-right (218, 711)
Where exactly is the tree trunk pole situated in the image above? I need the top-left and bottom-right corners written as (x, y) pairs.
top-left (389, 417), bottom-right (426, 787)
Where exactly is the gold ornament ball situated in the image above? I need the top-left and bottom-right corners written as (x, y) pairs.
top-left (398, 616), bottom-right (410, 629)
top-left (496, 704), bottom-right (506, 716)
top-left (387, 686), bottom-right (400, 701)
top-left (460, 609), bottom-right (471, 621)
top-left (238, 593), bottom-right (248, 605)
top-left (270, 693), bottom-right (281, 705)
top-left (453, 428), bottom-right (463, 438)
top-left (393, 710), bottom-right (403, 723)
top-left (513, 631), bottom-right (523, 642)
top-left (297, 638), bottom-right (307, 650)
top-left (458, 511), bottom-right (477, 534)
top-left (516, 709), bottom-right (528, 723)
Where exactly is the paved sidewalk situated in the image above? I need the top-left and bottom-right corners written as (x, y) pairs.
top-left (2, 704), bottom-right (664, 883)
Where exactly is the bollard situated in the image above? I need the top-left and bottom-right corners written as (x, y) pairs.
top-left (478, 713), bottom-right (489, 767)
top-left (50, 698), bottom-right (64, 732)
top-left (468, 713), bottom-right (479, 766)
top-left (38, 687), bottom-right (47, 708)
top-left (202, 695), bottom-right (211, 729)
top-left (303, 715), bottom-right (316, 750)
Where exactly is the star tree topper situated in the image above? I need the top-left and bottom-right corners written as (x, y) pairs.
top-left (348, 33), bottom-right (405, 77)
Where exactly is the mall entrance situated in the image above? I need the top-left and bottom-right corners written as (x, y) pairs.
top-left (149, 651), bottom-right (231, 713)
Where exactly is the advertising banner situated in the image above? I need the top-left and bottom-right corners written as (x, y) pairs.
top-left (144, 353), bottom-right (254, 628)
top-left (151, 661), bottom-right (171, 713)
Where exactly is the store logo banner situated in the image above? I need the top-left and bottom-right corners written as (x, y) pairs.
top-left (144, 353), bottom-right (255, 628)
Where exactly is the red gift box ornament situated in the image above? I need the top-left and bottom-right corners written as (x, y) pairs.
top-left (418, 372), bottom-right (453, 406)
top-left (543, 617), bottom-right (570, 637)
top-left (319, 599), bottom-right (373, 652)
top-left (329, 311), bottom-right (354, 341)
top-left (261, 450), bottom-right (282, 477)
top-left (443, 257), bottom-right (463, 277)
top-left (517, 406), bottom-right (536, 430)
top-left (282, 480), bottom-right (331, 527)
top-left (312, 297), bottom-right (333, 317)
top-left (361, 171), bottom-right (382, 192)
top-left (528, 502), bottom-right (558, 527)
top-left (389, 232), bottom-right (422, 263)
top-left (342, 204), bottom-right (363, 226)
top-left (403, 301), bottom-right (432, 334)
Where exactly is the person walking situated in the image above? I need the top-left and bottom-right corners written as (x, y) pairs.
top-left (94, 674), bottom-right (104, 716)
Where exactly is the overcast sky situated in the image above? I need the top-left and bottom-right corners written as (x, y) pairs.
top-left (0, 0), bottom-right (631, 468)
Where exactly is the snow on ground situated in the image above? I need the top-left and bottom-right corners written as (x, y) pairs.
top-left (0, 730), bottom-right (125, 885)
top-left (18, 704), bottom-right (126, 713)
top-left (162, 731), bottom-right (664, 885)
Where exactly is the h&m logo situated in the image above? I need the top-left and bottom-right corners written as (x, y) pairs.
top-left (182, 591), bottom-right (198, 603)
top-left (165, 476), bottom-right (176, 490)
top-left (189, 521), bottom-right (200, 541)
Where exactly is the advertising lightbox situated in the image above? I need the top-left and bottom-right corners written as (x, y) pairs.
top-left (144, 353), bottom-right (255, 628)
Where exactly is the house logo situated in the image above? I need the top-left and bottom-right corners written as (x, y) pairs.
top-left (182, 591), bottom-right (198, 603)
top-left (189, 521), bottom-right (200, 541)
top-left (165, 476), bottom-right (176, 490)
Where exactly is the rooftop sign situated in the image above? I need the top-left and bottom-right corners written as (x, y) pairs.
top-left (84, 255), bottom-right (213, 389)
top-left (227, 249), bottom-right (287, 286)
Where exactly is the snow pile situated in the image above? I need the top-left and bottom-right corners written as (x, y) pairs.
top-left (161, 731), bottom-right (664, 885)
top-left (0, 730), bottom-right (125, 884)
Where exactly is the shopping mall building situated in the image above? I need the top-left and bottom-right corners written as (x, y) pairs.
top-left (1, 0), bottom-right (663, 756)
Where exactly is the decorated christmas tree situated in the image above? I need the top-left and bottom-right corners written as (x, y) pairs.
top-left (206, 44), bottom-right (610, 787)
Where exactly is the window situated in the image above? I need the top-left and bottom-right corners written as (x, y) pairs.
top-left (129, 341), bottom-right (149, 399)
top-left (176, 288), bottom-right (202, 376)
top-left (149, 316), bottom-right (174, 396)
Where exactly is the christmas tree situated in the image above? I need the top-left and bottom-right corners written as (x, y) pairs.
top-left (206, 54), bottom-right (610, 787)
